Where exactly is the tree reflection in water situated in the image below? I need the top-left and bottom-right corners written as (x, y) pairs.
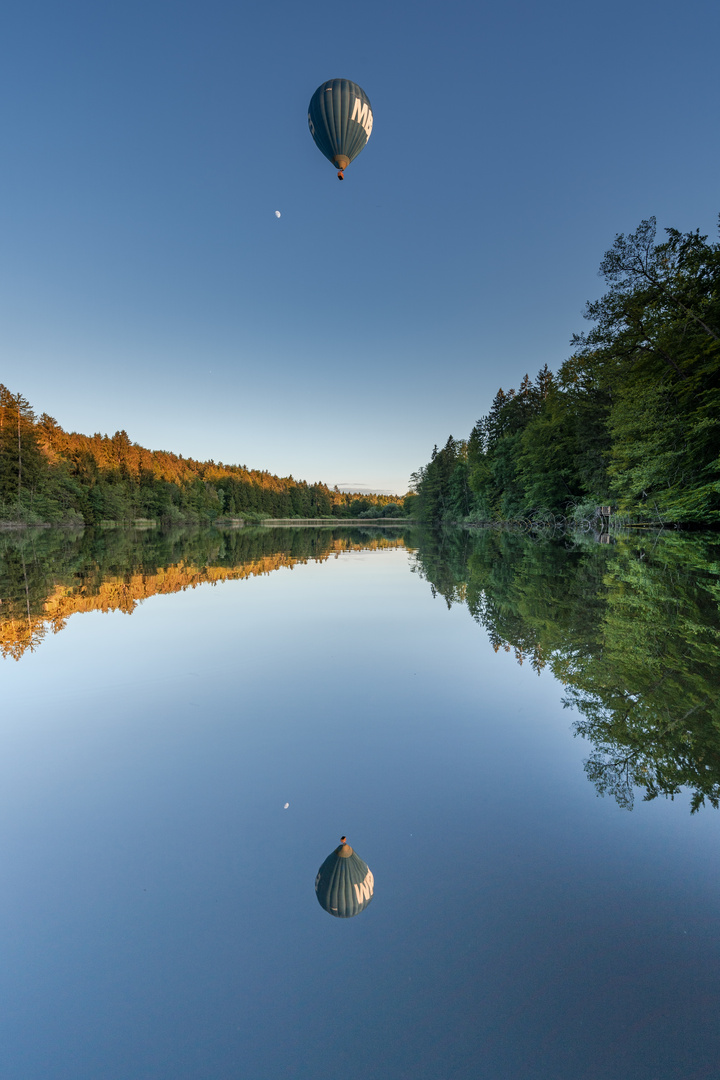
top-left (411, 527), bottom-right (720, 813)
top-left (3, 522), bottom-right (719, 813)
top-left (0, 525), bottom-right (409, 661)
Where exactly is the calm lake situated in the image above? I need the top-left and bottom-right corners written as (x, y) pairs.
top-left (1, 524), bottom-right (719, 1080)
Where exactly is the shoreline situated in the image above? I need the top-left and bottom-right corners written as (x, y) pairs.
top-left (0, 516), bottom-right (411, 531)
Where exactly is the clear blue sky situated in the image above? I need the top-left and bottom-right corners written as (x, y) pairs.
top-left (1, 0), bottom-right (718, 495)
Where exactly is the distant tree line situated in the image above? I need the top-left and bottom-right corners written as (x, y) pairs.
top-left (410, 216), bottom-right (720, 526)
top-left (0, 390), bottom-right (408, 525)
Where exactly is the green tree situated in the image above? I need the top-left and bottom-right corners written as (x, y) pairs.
top-left (0, 386), bottom-right (47, 514)
top-left (573, 217), bottom-right (720, 523)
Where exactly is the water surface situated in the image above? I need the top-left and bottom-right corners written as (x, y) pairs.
top-left (1, 525), bottom-right (719, 1080)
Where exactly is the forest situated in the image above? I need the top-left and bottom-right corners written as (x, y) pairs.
top-left (410, 217), bottom-right (720, 527)
top-left (4, 215), bottom-right (718, 529)
top-left (0, 390), bottom-right (408, 526)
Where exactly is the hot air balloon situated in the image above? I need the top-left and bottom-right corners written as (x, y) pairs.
top-left (308, 79), bottom-right (373, 180)
top-left (315, 836), bottom-right (374, 918)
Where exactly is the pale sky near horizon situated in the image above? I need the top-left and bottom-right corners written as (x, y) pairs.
top-left (1, 0), bottom-right (718, 495)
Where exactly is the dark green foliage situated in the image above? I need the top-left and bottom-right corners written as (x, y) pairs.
top-left (0, 388), bottom-right (51, 520)
top-left (575, 217), bottom-right (720, 522)
top-left (410, 215), bottom-right (720, 526)
top-left (410, 437), bottom-right (469, 524)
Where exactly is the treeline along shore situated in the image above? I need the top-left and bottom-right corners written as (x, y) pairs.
top-left (410, 216), bottom-right (720, 528)
top-left (5, 215), bottom-right (717, 531)
top-left (0, 389), bottom-right (411, 527)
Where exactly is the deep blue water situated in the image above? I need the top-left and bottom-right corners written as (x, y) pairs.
top-left (1, 536), bottom-right (719, 1079)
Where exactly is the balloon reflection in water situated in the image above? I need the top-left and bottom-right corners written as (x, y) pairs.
top-left (315, 837), bottom-right (374, 918)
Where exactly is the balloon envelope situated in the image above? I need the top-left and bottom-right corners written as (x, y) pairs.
top-left (315, 839), bottom-right (374, 918)
top-left (307, 79), bottom-right (373, 175)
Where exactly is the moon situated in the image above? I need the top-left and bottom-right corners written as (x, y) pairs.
top-left (275, 210), bottom-right (281, 218)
